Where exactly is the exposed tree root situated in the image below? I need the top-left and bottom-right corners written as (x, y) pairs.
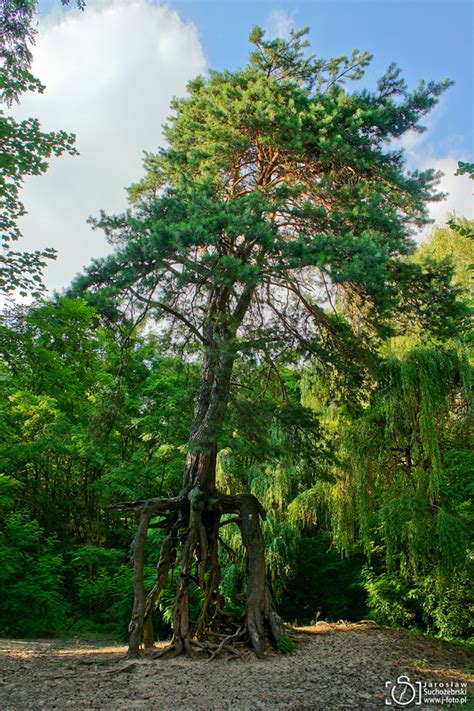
top-left (207, 625), bottom-right (243, 661)
top-left (111, 486), bottom-right (283, 660)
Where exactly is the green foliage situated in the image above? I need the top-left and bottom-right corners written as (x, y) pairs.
top-left (288, 482), bottom-right (333, 529)
top-left (294, 222), bottom-right (473, 639)
top-left (0, 298), bottom-right (197, 538)
top-left (307, 340), bottom-right (472, 638)
top-left (156, 578), bottom-right (204, 632)
top-left (415, 220), bottom-right (473, 304)
top-left (0, 0), bottom-right (78, 296)
top-left (454, 161), bottom-right (474, 180)
top-left (0, 285), bottom-right (470, 642)
top-left (276, 635), bottom-right (298, 654)
top-left (76, 24), bottom-right (463, 367)
top-left (263, 515), bottom-right (301, 598)
top-left (417, 570), bottom-right (474, 642)
top-left (1, 0), bottom-right (45, 105)
top-left (447, 163), bottom-right (474, 238)
top-left (68, 545), bottom-right (133, 637)
top-left (70, 30), bottom-right (468, 648)
top-left (0, 297), bottom-right (198, 636)
top-left (324, 345), bottom-right (472, 607)
top-left (362, 567), bottom-right (474, 642)
top-left (362, 569), bottom-right (419, 628)
top-left (0, 512), bottom-right (69, 636)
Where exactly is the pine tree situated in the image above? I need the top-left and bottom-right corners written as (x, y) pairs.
top-left (73, 27), bottom-right (462, 658)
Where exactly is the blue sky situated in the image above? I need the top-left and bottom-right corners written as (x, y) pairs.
top-left (15, 0), bottom-right (474, 292)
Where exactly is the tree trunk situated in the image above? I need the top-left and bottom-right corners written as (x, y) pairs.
top-left (182, 339), bottom-right (234, 493)
top-left (123, 293), bottom-right (284, 658)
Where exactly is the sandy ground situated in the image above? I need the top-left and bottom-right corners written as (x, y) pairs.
top-left (0, 623), bottom-right (472, 710)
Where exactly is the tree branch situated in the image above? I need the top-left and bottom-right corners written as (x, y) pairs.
top-left (129, 287), bottom-right (208, 344)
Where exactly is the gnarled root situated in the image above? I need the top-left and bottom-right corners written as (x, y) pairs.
top-left (112, 488), bottom-right (283, 659)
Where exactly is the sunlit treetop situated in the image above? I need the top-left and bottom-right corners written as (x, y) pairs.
top-left (74, 27), bottom-right (465, 380)
top-left (130, 26), bottom-right (451, 207)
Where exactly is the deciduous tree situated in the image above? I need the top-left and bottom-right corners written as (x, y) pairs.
top-left (0, 0), bottom-right (78, 296)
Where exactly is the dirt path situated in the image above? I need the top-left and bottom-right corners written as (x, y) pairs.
top-left (0, 623), bottom-right (472, 710)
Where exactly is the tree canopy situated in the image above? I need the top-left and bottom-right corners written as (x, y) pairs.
top-left (76, 27), bottom-right (460, 361)
top-left (0, 0), bottom-right (78, 297)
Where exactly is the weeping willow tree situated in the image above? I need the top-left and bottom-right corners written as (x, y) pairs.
top-left (296, 345), bottom-right (472, 635)
top-left (336, 348), bottom-right (470, 559)
top-left (72, 27), bottom-right (463, 658)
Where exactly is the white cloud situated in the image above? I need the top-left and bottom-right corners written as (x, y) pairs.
top-left (408, 145), bottom-right (473, 237)
top-left (10, 0), bottom-right (206, 293)
top-left (423, 156), bottom-right (473, 228)
top-left (392, 107), bottom-right (473, 237)
top-left (397, 128), bottom-right (426, 155)
top-left (266, 9), bottom-right (295, 40)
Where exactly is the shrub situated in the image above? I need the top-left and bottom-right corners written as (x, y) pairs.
top-left (0, 513), bottom-right (69, 636)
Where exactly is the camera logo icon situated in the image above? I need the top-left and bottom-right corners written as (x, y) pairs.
top-left (385, 675), bottom-right (423, 706)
